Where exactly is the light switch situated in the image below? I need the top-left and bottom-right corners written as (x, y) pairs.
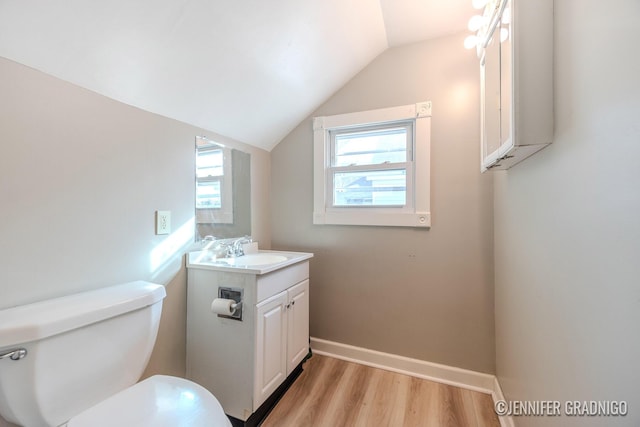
top-left (156, 211), bottom-right (171, 235)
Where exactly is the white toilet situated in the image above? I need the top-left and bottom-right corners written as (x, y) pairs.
top-left (0, 281), bottom-right (232, 427)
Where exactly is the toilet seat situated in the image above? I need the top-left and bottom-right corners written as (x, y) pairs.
top-left (65, 375), bottom-right (231, 427)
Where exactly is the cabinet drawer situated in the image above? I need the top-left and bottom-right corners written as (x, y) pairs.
top-left (256, 261), bottom-right (309, 303)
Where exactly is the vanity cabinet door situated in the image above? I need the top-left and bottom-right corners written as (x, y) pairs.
top-left (254, 291), bottom-right (288, 409)
top-left (286, 279), bottom-right (309, 375)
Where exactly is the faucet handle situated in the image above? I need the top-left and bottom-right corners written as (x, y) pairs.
top-left (202, 235), bottom-right (216, 243)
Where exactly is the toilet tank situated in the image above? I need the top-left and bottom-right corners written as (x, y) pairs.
top-left (0, 281), bottom-right (166, 427)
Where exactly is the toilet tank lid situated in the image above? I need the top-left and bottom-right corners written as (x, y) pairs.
top-left (0, 281), bottom-right (166, 348)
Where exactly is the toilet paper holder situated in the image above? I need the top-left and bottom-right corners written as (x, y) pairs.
top-left (217, 287), bottom-right (243, 321)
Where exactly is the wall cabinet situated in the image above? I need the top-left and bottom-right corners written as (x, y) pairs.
top-left (186, 258), bottom-right (311, 425)
top-left (479, 0), bottom-right (554, 171)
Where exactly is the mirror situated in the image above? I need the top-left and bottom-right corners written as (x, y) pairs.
top-left (195, 136), bottom-right (251, 240)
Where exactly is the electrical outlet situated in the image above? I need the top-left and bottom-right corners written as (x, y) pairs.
top-left (156, 211), bottom-right (171, 235)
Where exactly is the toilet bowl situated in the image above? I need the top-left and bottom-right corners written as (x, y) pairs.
top-left (0, 281), bottom-right (231, 427)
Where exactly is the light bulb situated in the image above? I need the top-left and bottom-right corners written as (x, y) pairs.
top-left (500, 27), bottom-right (509, 43)
top-left (472, 0), bottom-right (489, 9)
top-left (464, 35), bottom-right (479, 49)
top-left (468, 15), bottom-right (485, 32)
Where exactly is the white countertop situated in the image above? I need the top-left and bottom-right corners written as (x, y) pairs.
top-left (186, 249), bottom-right (313, 275)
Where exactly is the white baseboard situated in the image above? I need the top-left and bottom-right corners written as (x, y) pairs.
top-left (310, 337), bottom-right (514, 427)
top-left (491, 376), bottom-right (515, 427)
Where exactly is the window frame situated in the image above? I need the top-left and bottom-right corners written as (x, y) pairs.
top-left (313, 102), bottom-right (432, 228)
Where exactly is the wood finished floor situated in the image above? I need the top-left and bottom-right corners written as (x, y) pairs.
top-left (261, 354), bottom-right (500, 427)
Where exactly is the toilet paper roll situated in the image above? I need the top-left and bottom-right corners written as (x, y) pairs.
top-left (211, 298), bottom-right (237, 315)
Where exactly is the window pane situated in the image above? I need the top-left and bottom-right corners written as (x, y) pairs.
top-left (196, 181), bottom-right (222, 208)
top-left (333, 126), bottom-right (409, 167)
top-left (196, 149), bottom-right (224, 178)
top-left (333, 169), bottom-right (406, 207)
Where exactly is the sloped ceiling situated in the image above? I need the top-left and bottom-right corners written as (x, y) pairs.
top-left (0, 0), bottom-right (475, 151)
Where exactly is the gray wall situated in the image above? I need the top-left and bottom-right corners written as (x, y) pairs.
top-left (271, 33), bottom-right (496, 373)
top-left (494, 0), bottom-right (640, 426)
top-left (0, 57), bottom-right (270, 427)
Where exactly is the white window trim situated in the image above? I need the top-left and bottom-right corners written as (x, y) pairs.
top-left (313, 102), bottom-right (432, 228)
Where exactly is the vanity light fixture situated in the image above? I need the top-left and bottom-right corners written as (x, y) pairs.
top-left (467, 14), bottom-right (486, 31)
top-left (464, 35), bottom-right (480, 49)
top-left (464, 0), bottom-right (510, 52)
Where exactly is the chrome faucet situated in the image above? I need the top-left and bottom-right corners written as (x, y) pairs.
top-left (227, 236), bottom-right (253, 258)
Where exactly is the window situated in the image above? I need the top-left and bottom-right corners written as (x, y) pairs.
top-left (195, 137), bottom-right (233, 224)
top-left (331, 123), bottom-right (412, 208)
top-left (313, 102), bottom-right (431, 227)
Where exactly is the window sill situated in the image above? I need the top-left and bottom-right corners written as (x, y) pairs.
top-left (313, 211), bottom-right (430, 228)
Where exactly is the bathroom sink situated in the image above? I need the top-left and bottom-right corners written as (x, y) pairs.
top-left (215, 253), bottom-right (288, 267)
top-left (187, 249), bottom-right (313, 274)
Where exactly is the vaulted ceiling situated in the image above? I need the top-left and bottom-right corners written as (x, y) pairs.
top-left (0, 0), bottom-right (475, 151)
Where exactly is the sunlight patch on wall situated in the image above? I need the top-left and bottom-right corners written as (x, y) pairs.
top-left (150, 217), bottom-right (195, 279)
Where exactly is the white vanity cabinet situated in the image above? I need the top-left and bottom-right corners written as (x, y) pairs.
top-left (254, 278), bottom-right (309, 408)
top-left (186, 251), bottom-right (312, 426)
top-left (479, 0), bottom-right (554, 171)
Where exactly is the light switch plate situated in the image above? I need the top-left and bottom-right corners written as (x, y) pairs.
top-left (156, 210), bottom-right (171, 235)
